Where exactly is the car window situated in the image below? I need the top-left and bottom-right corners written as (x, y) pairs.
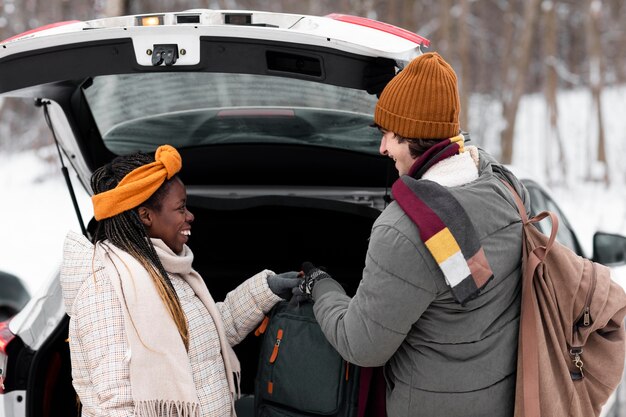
top-left (83, 73), bottom-right (381, 155)
top-left (525, 182), bottom-right (580, 254)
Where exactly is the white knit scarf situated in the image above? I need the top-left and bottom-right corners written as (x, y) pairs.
top-left (97, 239), bottom-right (240, 417)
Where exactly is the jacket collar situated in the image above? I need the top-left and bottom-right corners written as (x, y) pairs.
top-left (422, 145), bottom-right (480, 187)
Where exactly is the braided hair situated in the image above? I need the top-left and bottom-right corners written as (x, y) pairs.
top-left (91, 152), bottom-right (189, 350)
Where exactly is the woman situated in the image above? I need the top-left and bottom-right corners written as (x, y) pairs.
top-left (60, 145), bottom-right (300, 417)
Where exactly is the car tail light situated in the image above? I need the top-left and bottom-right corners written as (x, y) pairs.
top-left (326, 14), bottom-right (430, 47)
top-left (0, 320), bottom-right (15, 393)
top-left (0, 320), bottom-right (14, 354)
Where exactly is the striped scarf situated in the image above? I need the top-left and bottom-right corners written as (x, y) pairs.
top-left (391, 135), bottom-right (493, 305)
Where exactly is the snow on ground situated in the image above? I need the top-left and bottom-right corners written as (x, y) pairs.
top-left (0, 149), bottom-right (92, 294)
top-left (1, 87), bottom-right (626, 294)
top-left (468, 86), bottom-right (626, 257)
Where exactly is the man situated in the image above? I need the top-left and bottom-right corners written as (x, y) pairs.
top-left (301, 52), bottom-right (528, 417)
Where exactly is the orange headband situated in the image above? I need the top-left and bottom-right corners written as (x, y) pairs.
top-left (92, 145), bottom-right (182, 221)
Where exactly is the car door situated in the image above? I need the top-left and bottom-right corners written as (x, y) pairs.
top-left (521, 179), bottom-right (584, 256)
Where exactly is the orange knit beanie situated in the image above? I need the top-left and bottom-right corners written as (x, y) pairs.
top-left (374, 52), bottom-right (460, 139)
top-left (92, 145), bottom-right (182, 220)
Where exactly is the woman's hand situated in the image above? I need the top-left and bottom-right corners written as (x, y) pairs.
top-left (267, 271), bottom-right (303, 300)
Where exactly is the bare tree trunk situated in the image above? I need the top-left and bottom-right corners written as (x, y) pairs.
top-left (615, 3), bottom-right (626, 83)
top-left (104, 0), bottom-right (129, 17)
top-left (544, 0), bottom-right (567, 186)
top-left (498, 2), bottom-right (516, 96)
top-left (385, 0), bottom-right (397, 24)
top-left (399, 0), bottom-right (412, 31)
top-left (500, 0), bottom-right (541, 164)
top-left (438, 0), bottom-right (452, 57)
top-left (340, 0), bottom-right (351, 14)
top-left (308, 0), bottom-right (322, 16)
top-left (585, 0), bottom-right (609, 184)
top-left (457, 0), bottom-right (470, 131)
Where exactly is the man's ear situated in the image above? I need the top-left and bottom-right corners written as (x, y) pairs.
top-left (137, 206), bottom-right (152, 227)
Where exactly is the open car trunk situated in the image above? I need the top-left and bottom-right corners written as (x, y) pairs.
top-left (184, 195), bottom-right (380, 394)
top-left (27, 195), bottom-right (381, 415)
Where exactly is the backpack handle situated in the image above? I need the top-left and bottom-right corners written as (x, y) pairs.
top-left (527, 211), bottom-right (559, 261)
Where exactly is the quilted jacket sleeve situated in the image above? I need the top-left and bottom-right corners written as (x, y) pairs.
top-left (217, 269), bottom-right (282, 346)
top-left (312, 222), bottom-right (439, 367)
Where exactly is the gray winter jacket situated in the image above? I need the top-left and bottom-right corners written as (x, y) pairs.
top-left (312, 150), bottom-right (528, 417)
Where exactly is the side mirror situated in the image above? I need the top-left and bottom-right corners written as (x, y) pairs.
top-left (593, 232), bottom-right (626, 266)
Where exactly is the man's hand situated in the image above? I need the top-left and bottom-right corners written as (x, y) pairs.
top-left (363, 57), bottom-right (397, 98)
top-left (299, 262), bottom-right (332, 295)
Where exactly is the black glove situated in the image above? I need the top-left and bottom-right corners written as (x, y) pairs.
top-left (299, 262), bottom-right (332, 295)
top-left (363, 57), bottom-right (397, 98)
top-left (288, 284), bottom-right (310, 307)
top-left (267, 271), bottom-right (303, 300)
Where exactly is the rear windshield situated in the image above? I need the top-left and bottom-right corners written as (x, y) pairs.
top-left (83, 73), bottom-right (381, 155)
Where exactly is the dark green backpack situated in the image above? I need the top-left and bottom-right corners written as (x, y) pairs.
top-left (254, 300), bottom-right (361, 417)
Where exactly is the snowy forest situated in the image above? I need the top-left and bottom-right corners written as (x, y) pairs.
top-left (1, 0), bottom-right (625, 187)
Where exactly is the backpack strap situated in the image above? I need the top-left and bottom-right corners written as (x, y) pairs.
top-left (499, 179), bottom-right (561, 417)
top-left (499, 180), bottom-right (559, 259)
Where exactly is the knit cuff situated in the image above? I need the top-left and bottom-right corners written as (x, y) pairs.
top-left (374, 105), bottom-right (459, 140)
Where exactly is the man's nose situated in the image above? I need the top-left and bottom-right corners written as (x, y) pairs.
top-left (379, 136), bottom-right (387, 156)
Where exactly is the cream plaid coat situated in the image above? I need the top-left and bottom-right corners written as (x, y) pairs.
top-left (60, 232), bottom-right (281, 417)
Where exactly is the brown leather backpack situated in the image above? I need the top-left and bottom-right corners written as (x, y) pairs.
top-left (502, 181), bottom-right (626, 417)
